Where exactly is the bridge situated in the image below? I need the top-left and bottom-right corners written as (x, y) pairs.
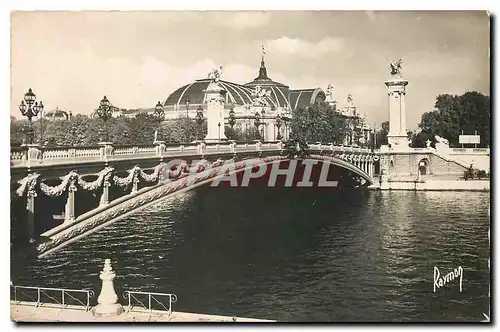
top-left (11, 141), bottom-right (378, 257)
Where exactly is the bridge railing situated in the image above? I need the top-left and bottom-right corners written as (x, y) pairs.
top-left (450, 148), bottom-right (490, 154)
top-left (11, 285), bottom-right (95, 311)
top-left (123, 290), bottom-right (177, 315)
top-left (10, 141), bottom-right (374, 167)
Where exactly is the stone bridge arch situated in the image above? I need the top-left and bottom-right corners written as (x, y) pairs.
top-left (14, 150), bottom-right (376, 258)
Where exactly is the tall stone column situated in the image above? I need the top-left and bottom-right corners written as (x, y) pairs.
top-left (64, 179), bottom-right (77, 224)
top-left (385, 74), bottom-right (409, 151)
top-left (204, 80), bottom-right (228, 143)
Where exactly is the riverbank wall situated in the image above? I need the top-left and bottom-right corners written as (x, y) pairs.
top-left (10, 302), bottom-right (274, 323)
top-left (370, 178), bottom-right (489, 191)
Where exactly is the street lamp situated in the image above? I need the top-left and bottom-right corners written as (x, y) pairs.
top-left (276, 114), bottom-right (282, 140)
top-left (154, 101), bottom-right (165, 141)
top-left (228, 108), bottom-right (236, 129)
top-left (96, 95), bottom-right (113, 142)
top-left (195, 106), bottom-right (204, 141)
top-left (218, 122), bottom-right (221, 143)
top-left (185, 97), bottom-right (190, 118)
top-left (19, 88), bottom-right (43, 144)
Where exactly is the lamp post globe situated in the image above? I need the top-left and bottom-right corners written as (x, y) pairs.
top-left (228, 108), bottom-right (236, 128)
top-left (185, 98), bottom-right (190, 118)
top-left (154, 101), bottom-right (165, 119)
top-left (276, 114), bottom-right (282, 140)
top-left (195, 106), bottom-right (204, 141)
top-left (19, 88), bottom-right (43, 144)
top-left (96, 95), bottom-right (113, 142)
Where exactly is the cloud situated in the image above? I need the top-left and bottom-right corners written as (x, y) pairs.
top-left (263, 36), bottom-right (346, 58)
top-left (214, 12), bottom-right (271, 29)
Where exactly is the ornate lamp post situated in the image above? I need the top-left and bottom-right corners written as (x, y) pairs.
top-left (185, 97), bottom-right (190, 118)
top-left (228, 108), bottom-right (236, 129)
top-left (19, 88), bottom-right (43, 145)
top-left (282, 115), bottom-right (289, 141)
top-left (275, 114), bottom-right (282, 140)
top-left (195, 105), bottom-right (204, 141)
top-left (217, 122), bottom-right (221, 143)
top-left (96, 96), bottom-right (113, 142)
top-left (254, 111), bottom-right (261, 141)
top-left (154, 101), bottom-right (165, 141)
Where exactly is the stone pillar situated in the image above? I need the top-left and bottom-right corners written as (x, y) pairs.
top-left (204, 81), bottom-right (228, 143)
top-left (131, 172), bottom-right (140, 194)
top-left (26, 188), bottom-right (36, 243)
top-left (64, 180), bottom-right (77, 224)
top-left (92, 259), bottom-right (124, 317)
top-left (99, 142), bottom-right (114, 161)
top-left (100, 180), bottom-right (111, 206)
top-left (385, 77), bottom-right (409, 150)
top-left (155, 140), bottom-right (166, 156)
top-left (22, 143), bottom-right (42, 166)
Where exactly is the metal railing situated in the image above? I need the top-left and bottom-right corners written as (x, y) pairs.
top-left (123, 290), bottom-right (177, 315)
top-left (11, 285), bottom-right (95, 311)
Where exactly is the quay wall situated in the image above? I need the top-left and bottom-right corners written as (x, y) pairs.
top-left (377, 179), bottom-right (489, 191)
top-left (11, 302), bottom-right (274, 323)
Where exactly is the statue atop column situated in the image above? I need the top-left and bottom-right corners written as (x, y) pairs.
top-left (347, 93), bottom-right (353, 105)
top-left (389, 59), bottom-right (403, 78)
top-left (326, 84), bottom-right (334, 103)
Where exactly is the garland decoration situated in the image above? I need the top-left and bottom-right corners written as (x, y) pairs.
top-left (16, 173), bottom-right (41, 197)
top-left (39, 171), bottom-right (79, 197)
top-left (78, 167), bottom-right (115, 191)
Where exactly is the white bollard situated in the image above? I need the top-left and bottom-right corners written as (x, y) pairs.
top-left (92, 259), bottom-right (124, 317)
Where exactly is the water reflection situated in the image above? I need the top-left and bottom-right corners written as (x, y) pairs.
top-left (11, 188), bottom-right (490, 322)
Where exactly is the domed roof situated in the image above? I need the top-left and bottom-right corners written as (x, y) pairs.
top-left (289, 89), bottom-right (326, 111)
top-left (244, 57), bottom-right (291, 109)
top-left (44, 108), bottom-right (71, 120)
top-left (165, 79), bottom-right (254, 108)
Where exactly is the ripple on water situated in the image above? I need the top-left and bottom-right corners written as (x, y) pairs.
top-left (11, 189), bottom-right (490, 322)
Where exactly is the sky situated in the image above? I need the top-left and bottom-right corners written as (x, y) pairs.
top-left (10, 11), bottom-right (490, 130)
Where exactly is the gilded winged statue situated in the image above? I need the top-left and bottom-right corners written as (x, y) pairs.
top-left (390, 59), bottom-right (403, 77)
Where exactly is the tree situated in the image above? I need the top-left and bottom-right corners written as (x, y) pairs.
top-left (375, 121), bottom-right (389, 147)
top-left (412, 92), bottom-right (490, 148)
top-left (290, 101), bottom-right (349, 144)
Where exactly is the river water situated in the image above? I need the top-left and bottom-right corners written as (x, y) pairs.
top-left (11, 187), bottom-right (490, 322)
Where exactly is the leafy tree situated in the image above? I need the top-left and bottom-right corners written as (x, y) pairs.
top-left (225, 125), bottom-right (262, 142)
top-left (412, 92), bottom-right (490, 148)
top-left (375, 121), bottom-right (389, 148)
top-left (283, 137), bottom-right (309, 159)
top-left (290, 101), bottom-right (348, 144)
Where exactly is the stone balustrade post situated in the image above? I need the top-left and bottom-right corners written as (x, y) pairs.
top-left (99, 142), bottom-right (114, 161)
top-left (100, 179), bottom-right (111, 206)
top-left (64, 180), bottom-right (77, 224)
top-left (22, 144), bottom-right (42, 166)
top-left (26, 187), bottom-right (37, 243)
top-left (131, 172), bottom-right (140, 194)
top-left (229, 141), bottom-right (236, 153)
top-left (256, 141), bottom-right (262, 151)
top-left (92, 259), bottom-right (124, 317)
top-left (155, 140), bottom-right (166, 157)
top-left (68, 148), bottom-right (76, 159)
